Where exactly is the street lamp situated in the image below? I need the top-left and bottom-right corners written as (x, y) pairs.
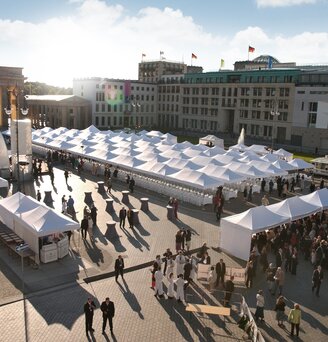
top-left (4, 87), bottom-right (29, 192)
top-left (270, 100), bottom-right (280, 151)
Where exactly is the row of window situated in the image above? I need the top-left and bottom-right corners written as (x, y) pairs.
top-left (239, 110), bottom-right (289, 121)
top-left (95, 103), bottom-right (155, 113)
top-left (184, 75), bottom-right (294, 84)
top-left (95, 115), bottom-right (154, 127)
top-left (95, 84), bottom-right (155, 92)
top-left (96, 92), bottom-right (155, 102)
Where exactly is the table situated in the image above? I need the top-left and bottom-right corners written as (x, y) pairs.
top-left (106, 198), bottom-right (114, 213)
top-left (105, 221), bottom-right (119, 240)
top-left (140, 198), bottom-right (149, 212)
top-left (132, 209), bottom-right (140, 225)
top-left (84, 191), bottom-right (93, 205)
top-left (122, 190), bottom-right (130, 204)
top-left (43, 190), bottom-right (53, 203)
top-left (186, 304), bottom-right (230, 324)
top-left (97, 181), bottom-right (105, 193)
top-left (166, 205), bottom-right (174, 220)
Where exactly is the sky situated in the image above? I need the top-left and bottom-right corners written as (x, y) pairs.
top-left (0, 0), bottom-right (327, 88)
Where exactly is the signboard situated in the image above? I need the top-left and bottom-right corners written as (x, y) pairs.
top-left (225, 267), bottom-right (245, 283)
top-left (197, 263), bottom-right (211, 280)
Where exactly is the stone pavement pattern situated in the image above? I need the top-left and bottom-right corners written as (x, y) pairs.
top-left (0, 164), bottom-right (327, 341)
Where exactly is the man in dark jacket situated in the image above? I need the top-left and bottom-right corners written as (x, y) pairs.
top-left (81, 215), bottom-right (88, 239)
top-left (115, 255), bottom-right (125, 281)
top-left (215, 258), bottom-right (226, 287)
top-left (224, 276), bottom-right (234, 307)
top-left (84, 298), bottom-right (96, 336)
top-left (312, 265), bottom-right (324, 297)
top-left (101, 297), bottom-right (115, 334)
top-left (183, 258), bottom-right (192, 289)
top-left (119, 207), bottom-right (127, 228)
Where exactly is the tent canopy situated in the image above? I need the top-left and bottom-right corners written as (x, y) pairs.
top-left (199, 135), bottom-right (224, 149)
top-left (300, 188), bottom-right (328, 210)
top-left (288, 158), bottom-right (314, 169)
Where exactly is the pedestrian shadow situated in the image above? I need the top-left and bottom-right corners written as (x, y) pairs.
top-left (143, 211), bottom-right (160, 221)
top-left (106, 235), bottom-right (127, 253)
top-left (93, 225), bottom-right (108, 246)
top-left (133, 222), bottom-right (150, 236)
top-left (67, 184), bottom-right (72, 192)
top-left (108, 193), bottom-right (121, 204)
top-left (83, 238), bottom-right (104, 266)
top-left (118, 279), bottom-right (144, 319)
top-left (120, 227), bottom-right (143, 251)
top-left (172, 220), bottom-right (200, 236)
top-left (130, 228), bottom-right (150, 251)
top-left (52, 184), bottom-right (58, 194)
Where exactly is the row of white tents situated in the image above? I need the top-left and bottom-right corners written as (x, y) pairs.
top-left (0, 192), bottom-right (79, 264)
top-left (3, 125), bottom-right (314, 191)
top-left (220, 188), bottom-right (328, 261)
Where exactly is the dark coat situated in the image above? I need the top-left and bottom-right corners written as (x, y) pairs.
top-left (100, 301), bottom-right (115, 318)
top-left (81, 218), bottom-right (88, 230)
top-left (115, 258), bottom-right (124, 271)
top-left (119, 209), bottom-right (127, 219)
top-left (312, 269), bottom-right (324, 284)
top-left (84, 301), bottom-right (96, 317)
top-left (216, 261), bottom-right (226, 276)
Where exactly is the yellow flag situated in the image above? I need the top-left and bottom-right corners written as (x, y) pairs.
top-left (220, 59), bottom-right (225, 68)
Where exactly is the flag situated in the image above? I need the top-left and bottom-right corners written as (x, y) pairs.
top-left (160, 51), bottom-right (164, 55)
top-left (191, 53), bottom-right (197, 59)
top-left (142, 53), bottom-right (146, 57)
top-left (220, 59), bottom-right (225, 68)
top-left (248, 46), bottom-right (255, 53)
top-left (268, 56), bottom-right (273, 69)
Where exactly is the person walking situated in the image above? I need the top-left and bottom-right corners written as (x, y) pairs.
top-left (224, 276), bottom-right (235, 307)
top-left (90, 204), bottom-right (98, 226)
top-left (129, 177), bottom-right (135, 193)
top-left (274, 296), bottom-right (286, 327)
top-left (167, 272), bottom-right (175, 299)
top-left (245, 261), bottom-right (254, 288)
top-left (266, 263), bottom-right (276, 295)
top-left (185, 229), bottom-right (192, 252)
top-left (183, 258), bottom-right (192, 289)
top-left (208, 266), bottom-right (217, 292)
top-left (84, 298), bottom-right (96, 336)
top-left (254, 290), bottom-right (265, 322)
top-left (67, 195), bottom-right (75, 216)
top-left (312, 265), bottom-right (324, 297)
top-left (273, 267), bottom-right (285, 296)
top-left (64, 169), bottom-right (69, 184)
top-left (261, 194), bottom-right (269, 206)
top-left (127, 208), bottom-right (134, 228)
top-left (61, 195), bottom-right (67, 214)
top-left (288, 303), bottom-right (301, 337)
top-left (115, 255), bottom-right (125, 281)
top-left (175, 231), bottom-right (183, 252)
top-left (106, 177), bottom-right (112, 194)
top-left (215, 259), bottom-right (226, 288)
top-left (119, 207), bottom-right (127, 228)
top-left (101, 297), bottom-right (115, 335)
top-left (173, 198), bottom-right (179, 219)
top-left (36, 190), bottom-right (41, 202)
top-left (175, 251), bottom-right (186, 276)
top-left (81, 215), bottom-right (88, 239)
top-left (247, 185), bottom-right (253, 202)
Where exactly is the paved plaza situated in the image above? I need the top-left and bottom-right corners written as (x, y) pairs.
top-left (0, 164), bottom-right (327, 341)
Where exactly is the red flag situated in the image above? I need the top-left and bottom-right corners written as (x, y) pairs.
top-left (248, 46), bottom-right (255, 53)
top-left (191, 53), bottom-right (197, 59)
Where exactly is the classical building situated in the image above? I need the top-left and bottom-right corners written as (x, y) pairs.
top-left (73, 78), bottom-right (157, 130)
top-left (26, 95), bottom-right (92, 129)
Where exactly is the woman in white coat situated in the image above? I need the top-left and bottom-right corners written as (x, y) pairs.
top-left (190, 256), bottom-right (198, 282)
top-left (175, 251), bottom-right (185, 276)
top-left (154, 269), bottom-right (164, 298)
top-left (167, 272), bottom-right (174, 299)
top-left (174, 274), bottom-right (185, 302)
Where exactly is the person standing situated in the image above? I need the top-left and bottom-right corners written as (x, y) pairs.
top-left (288, 303), bottom-right (302, 337)
top-left (81, 215), bottom-right (88, 239)
top-left (167, 272), bottom-right (175, 299)
top-left (127, 208), bottom-right (134, 229)
top-left (154, 269), bottom-right (165, 298)
top-left (254, 290), bottom-right (265, 322)
top-left (215, 258), bottom-right (226, 288)
top-left (101, 297), bottom-right (115, 335)
top-left (312, 265), bottom-right (324, 297)
top-left (163, 248), bottom-right (173, 276)
top-left (106, 177), bottom-right (112, 194)
top-left (275, 296), bottom-right (286, 327)
top-left (61, 195), bottom-right (67, 214)
top-left (224, 276), bottom-right (235, 307)
top-left (36, 190), bottom-right (41, 202)
top-left (247, 185), bottom-right (253, 202)
top-left (129, 177), bottom-right (135, 193)
top-left (90, 204), bottom-right (98, 226)
top-left (185, 229), bottom-right (192, 252)
top-left (87, 216), bottom-right (94, 240)
top-left (175, 251), bottom-right (186, 276)
top-left (64, 169), bottom-right (69, 184)
top-left (173, 198), bottom-right (179, 219)
top-left (115, 255), bottom-right (125, 282)
top-left (183, 258), bottom-right (192, 289)
top-left (208, 266), bottom-right (217, 292)
top-left (245, 261), bottom-right (254, 288)
top-left (269, 179), bottom-right (274, 194)
top-left (174, 274), bottom-right (185, 303)
top-left (67, 195), bottom-right (75, 215)
top-left (175, 231), bottom-right (183, 252)
top-left (273, 267), bottom-right (285, 296)
top-left (119, 207), bottom-right (127, 228)
top-left (266, 263), bottom-right (276, 294)
top-left (261, 194), bottom-right (269, 206)
top-left (166, 255), bottom-right (175, 279)
top-left (84, 298), bottom-right (96, 336)
top-left (290, 248), bottom-right (298, 275)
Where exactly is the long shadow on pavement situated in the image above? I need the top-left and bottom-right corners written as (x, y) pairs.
top-left (133, 222), bottom-right (150, 236)
top-left (83, 239), bottom-right (105, 267)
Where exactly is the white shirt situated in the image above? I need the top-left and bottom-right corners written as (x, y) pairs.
top-left (256, 294), bottom-right (264, 307)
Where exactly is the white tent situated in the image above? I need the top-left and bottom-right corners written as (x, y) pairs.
top-left (0, 193), bottom-right (79, 263)
top-left (288, 158), bottom-right (314, 170)
top-left (299, 188), bottom-right (328, 210)
top-left (267, 196), bottom-right (321, 221)
top-left (199, 135), bottom-right (224, 149)
top-left (260, 154), bottom-right (280, 162)
top-left (246, 144), bottom-right (269, 155)
top-left (274, 148), bottom-right (293, 161)
top-left (220, 206), bottom-right (289, 261)
top-left (161, 133), bottom-right (177, 144)
top-left (203, 146), bottom-right (226, 156)
top-left (229, 143), bottom-right (247, 151)
top-left (272, 159), bottom-right (298, 172)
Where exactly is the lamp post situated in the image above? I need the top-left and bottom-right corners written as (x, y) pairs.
top-left (4, 87), bottom-right (29, 192)
top-left (270, 100), bottom-right (280, 151)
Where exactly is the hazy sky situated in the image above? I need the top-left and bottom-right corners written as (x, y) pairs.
top-left (1, 0), bottom-right (327, 87)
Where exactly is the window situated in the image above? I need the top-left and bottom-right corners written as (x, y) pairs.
top-left (309, 102), bottom-right (318, 112)
top-left (308, 113), bottom-right (317, 126)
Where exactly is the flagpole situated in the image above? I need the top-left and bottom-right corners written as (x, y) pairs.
top-left (191, 56), bottom-right (193, 66)
top-left (248, 48), bottom-right (249, 61)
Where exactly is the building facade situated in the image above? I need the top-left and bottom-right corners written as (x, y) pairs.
top-left (26, 95), bottom-right (92, 130)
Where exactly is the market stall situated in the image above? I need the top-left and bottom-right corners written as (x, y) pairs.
top-left (0, 192), bottom-right (79, 264)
